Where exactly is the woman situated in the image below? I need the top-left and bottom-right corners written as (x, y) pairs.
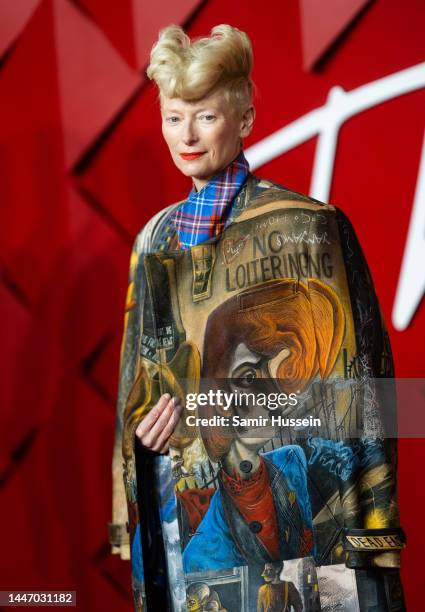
top-left (110, 25), bottom-right (406, 612)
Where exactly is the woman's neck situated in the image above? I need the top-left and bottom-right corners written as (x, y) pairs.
top-left (192, 177), bottom-right (209, 192)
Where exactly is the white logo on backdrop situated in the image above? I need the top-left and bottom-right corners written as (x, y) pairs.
top-left (245, 62), bottom-right (425, 331)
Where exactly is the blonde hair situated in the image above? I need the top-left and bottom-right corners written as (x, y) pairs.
top-left (146, 24), bottom-right (254, 113)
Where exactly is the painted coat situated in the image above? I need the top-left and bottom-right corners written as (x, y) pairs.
top-left (110, 175), bottom-right (406, 612)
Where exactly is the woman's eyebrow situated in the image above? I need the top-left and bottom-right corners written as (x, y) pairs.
top-left (163, 104), bottom-right (219, 114)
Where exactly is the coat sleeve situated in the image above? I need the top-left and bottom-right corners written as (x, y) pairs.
top-left (108, 203), bottom-right (178, 561)
top-left (109, 234), bottom-right (143, 559)
top-left (335, 207), bottom-right (406, 571)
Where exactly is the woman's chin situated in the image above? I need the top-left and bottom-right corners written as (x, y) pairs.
top-left (176, 158), bottom-right (206, 172)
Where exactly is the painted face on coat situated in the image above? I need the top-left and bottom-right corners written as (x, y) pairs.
top-left (161, 89), bottom-right (255, 191)
top-left (229, 342), bottom-right (290, 448)
top-left (261, 562), bottom-right (282, 583)
top-left (198, 278), bottom-right (345, 475)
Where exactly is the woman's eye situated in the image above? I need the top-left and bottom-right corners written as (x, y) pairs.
top-left (166, 116), bottom-right (180, 124)
top-left (199, 114), bottom-right (216, 122)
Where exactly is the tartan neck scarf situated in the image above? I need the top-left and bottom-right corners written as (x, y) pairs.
top-left (171, 150), bottom-right (250, 249)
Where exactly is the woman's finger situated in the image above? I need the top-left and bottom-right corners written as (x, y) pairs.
top-left (137, 396), bottom-right (180, 448)
top-left (143, 397), bottom-right (177, 442)
top-left (158, 441), bottom-right (170, 454)
top-left (152, 403), bottom-right (183, 451)
top-left (135, 393), bottom-right (171, 438)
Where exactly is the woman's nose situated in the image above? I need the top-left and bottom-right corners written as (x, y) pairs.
top-left (182, 121), bottom-right (198, 145)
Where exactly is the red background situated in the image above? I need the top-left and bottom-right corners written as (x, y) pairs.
top-left (0, 0), bottom-right (424, 610)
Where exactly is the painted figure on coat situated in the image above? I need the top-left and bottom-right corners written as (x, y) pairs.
top-left (186, 582), bottom-right (228, 612)
top-left (257, 562), bottom-right (302, 612)
top-left (180, 277), bottom-right (344, 572)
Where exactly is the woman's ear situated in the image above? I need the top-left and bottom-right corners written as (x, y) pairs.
top-left (240, 105), bottom-right (256, 138)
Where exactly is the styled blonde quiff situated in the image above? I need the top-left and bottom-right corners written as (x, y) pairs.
top-left (146, 24), bottom-right (254, 114)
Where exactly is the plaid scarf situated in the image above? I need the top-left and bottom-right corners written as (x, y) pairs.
top-left (171, 150), bottom-right (250, 249)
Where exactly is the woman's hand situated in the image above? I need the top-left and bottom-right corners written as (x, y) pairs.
top-left (135, 393), bottom-right (183, 454)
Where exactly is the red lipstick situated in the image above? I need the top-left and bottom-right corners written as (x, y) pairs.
top-left (179, 152), bottom-right (205, 160)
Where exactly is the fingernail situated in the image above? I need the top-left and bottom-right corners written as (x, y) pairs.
top-left (164, 393), bottom-right (171, 400)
